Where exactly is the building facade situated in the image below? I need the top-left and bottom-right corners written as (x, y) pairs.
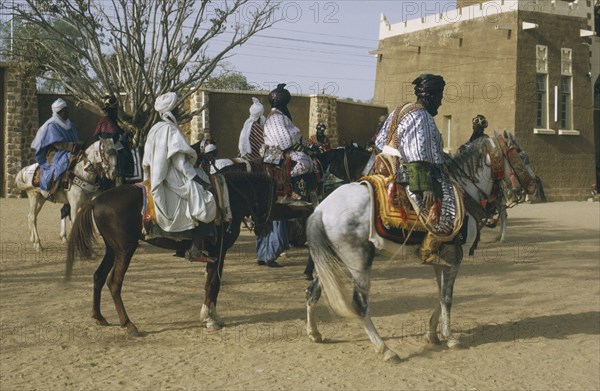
top-left (373, 0), bottom-right (597, 200)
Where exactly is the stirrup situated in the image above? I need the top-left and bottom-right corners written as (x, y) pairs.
top-left (186, 250), bottom-right (216, 264)
top-left (421, 253), bottom-right (451, 267)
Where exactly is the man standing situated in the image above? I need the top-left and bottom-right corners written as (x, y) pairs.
top-left (31, 98), bottom-right (80, 198)
top-left (142, 92), bottom-right (217, 262)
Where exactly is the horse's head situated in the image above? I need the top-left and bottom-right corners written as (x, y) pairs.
top-left (495, 130), bottom-right (539, 197)
top-left (87, 138), bottom-right (118, 181)
top-left (315, 145), bottom-right (373, 182)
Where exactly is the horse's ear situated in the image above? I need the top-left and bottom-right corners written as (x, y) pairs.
top-left (493, 129), bottom-right (500, 138)
top-left (503, 129), bottom-right (509, 140)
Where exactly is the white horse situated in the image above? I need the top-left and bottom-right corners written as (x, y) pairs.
top-left (491, 134), bottom-right (544, 242)
top-left (305, 132), bottom-right (537, 362)
top-left (15, 138), bottom-right (118, 251)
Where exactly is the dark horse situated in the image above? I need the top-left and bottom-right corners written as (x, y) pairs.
top-left (313, 144), bottom-right (374, 185)
top-left (66, 171), bottom-right (276, 334)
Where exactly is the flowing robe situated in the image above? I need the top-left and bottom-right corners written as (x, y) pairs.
top-left (31, 116), bottom-right (79, 191)
top-left (142, 120), bottom-right (216, 232)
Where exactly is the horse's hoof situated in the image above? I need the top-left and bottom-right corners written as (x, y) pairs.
top-left (383, 350), bottom-right (401, 363)
top-left (94, 317), bottom-right (109, 326)
top-left (425, 332), bottom-right (441, 345)
top-left (308, 331), bottom-right (322, 343)
top-left (34, 244), bottom-right (42, 252)
top-left (127, 326), bottom-right (142, 337)
top-left (206, 318), bottom-right (223, 330)
top-left (61, 237), bottom-right (68, 244)
top-left (447, 338), bottom-right (461, 349)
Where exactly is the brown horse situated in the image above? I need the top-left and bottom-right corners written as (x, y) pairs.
top-left (66, 171), bottom-right (276, 335)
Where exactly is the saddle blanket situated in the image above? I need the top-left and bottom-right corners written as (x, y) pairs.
top-left (32, 165), bottom-right (41, 188)
top-left (360, 175), bottom-right (427, 246)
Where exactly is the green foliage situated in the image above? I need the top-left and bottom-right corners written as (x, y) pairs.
top-left (205, 67), bottom-right (256, 91)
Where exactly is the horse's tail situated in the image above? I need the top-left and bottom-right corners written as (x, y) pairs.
top-left (307, 210), bottom-right (363, 321)
top-left (65, 199), bottom-right (97, 281)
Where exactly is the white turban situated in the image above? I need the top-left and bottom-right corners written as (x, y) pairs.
top-left (204, 143), bottom-right (217, 153)
top-left (155, 92), bottom-right (178, 124)
top-left (51, 98), bottom-right (67, 113)
top-left (239, 97), bottom-right (265, 157)
top-left (249, 97), bottom-right (264, 118)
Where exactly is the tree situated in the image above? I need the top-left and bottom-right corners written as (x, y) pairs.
top-left (3, 0), bottom-right (276, 144)
top-left (205, 64), bottom-right (256, 90)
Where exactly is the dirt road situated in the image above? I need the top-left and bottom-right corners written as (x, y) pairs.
top-left (1, 198), bottom-right (598, 390)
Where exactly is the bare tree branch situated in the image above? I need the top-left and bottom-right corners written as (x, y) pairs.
top-left (5, 0), bottom-right (277, 145)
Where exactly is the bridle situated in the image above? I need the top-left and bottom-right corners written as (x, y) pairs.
top-left (69, 140), bottom-right (117, 193)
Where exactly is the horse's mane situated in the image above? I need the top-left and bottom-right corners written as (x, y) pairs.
top-left (444, 138), bottom-right (489, 182)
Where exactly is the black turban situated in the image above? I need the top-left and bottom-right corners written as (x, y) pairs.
top-left (472, 114), bottom-right (488, 128)
top-left (102, 94), bottom-right (118, 109)
top-left (412, 74), bottom-right (445, 98)
top-left (268, 83), bottom-right (292, 120)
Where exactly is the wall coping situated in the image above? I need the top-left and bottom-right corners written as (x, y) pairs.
top-left (379, 0), bottom-right (589, 40)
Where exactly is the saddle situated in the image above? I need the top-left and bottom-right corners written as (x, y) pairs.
top-left (135, 174), bottom-right (231, 242)
top-left (32, 145), bottom-right (84, 192)
top-left (372, 153), bottom-right (397, 178)
top-left (360, 174), bottom-right (465, 245)
top-left (261, 150), bottom-right (319, 204)
top-left (360, 175), bottom-right (427, 245)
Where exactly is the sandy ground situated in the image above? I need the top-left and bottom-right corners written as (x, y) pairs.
top-left (0, 197), bottom-right (599, 391)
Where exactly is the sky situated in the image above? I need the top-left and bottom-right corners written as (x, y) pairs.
top-left (219, 0), bottom-right (457, 101)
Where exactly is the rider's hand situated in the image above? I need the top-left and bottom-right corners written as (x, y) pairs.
top-left (422, 190), bottom-right (436, 209)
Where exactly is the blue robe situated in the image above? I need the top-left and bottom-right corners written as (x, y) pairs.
top-left (256, 220), bottom-right (289, 262)
top-left (32, 120), bottom-right (79, 191)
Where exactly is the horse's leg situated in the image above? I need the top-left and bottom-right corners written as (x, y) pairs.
top-left (354, 269), bottom-right (400, 363)
top-left (437, 263), bottom-right (462, 348)
top-left (59, 204), bottom-right (72, 243)
top-left (27, 191), bottom-right (46, 251)
top-left (92, 244), bottom-right (116, 326)
top-left (343, 247), bottom-right (400, 363)
top-left (60, 218), bottom-right (68, 243)
top-left (106, 245), bottom-right (139, 336)
top-left (201, 251), bottom-right (226, 329)
top-left (303, 254), bottom-right (315, 280)
top-left (426, 267), bottom-right (443, 345)
top-left (305, 277), bottom-right (322, 342)
top-left (497, 207), bottom-right (508, 242)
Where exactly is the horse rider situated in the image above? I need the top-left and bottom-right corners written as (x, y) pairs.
top-left (142, 92), bottom-right (217, 263)
top-left (263, 83), bottom-right (313, 206)
top-left (469, 114), bottom-right (489, 143)
top-left (238, 97), bottom-right (265, 161)
top-left (307, 122), bottom-right (332, 153)
top-left (31, 98), bottom-right (81, 199)
top-left (94, 94), bottom-right (135, 188)
top-left (377, 74), bottom-right (457, 265)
